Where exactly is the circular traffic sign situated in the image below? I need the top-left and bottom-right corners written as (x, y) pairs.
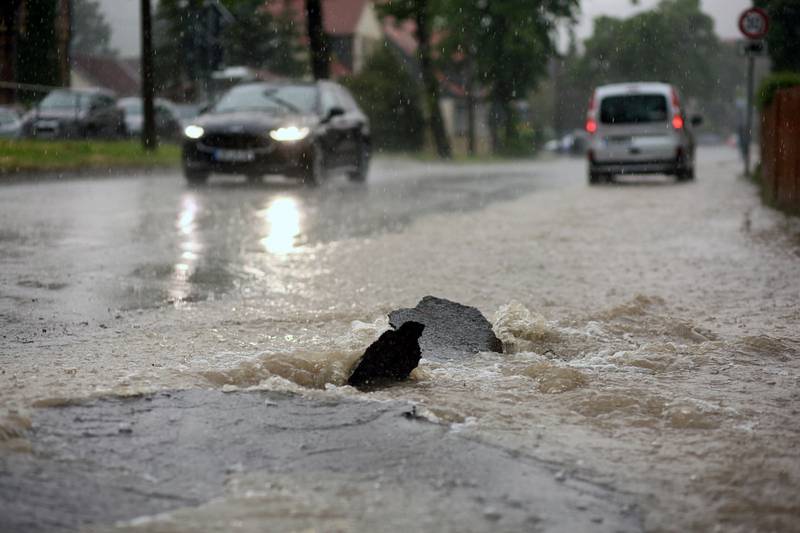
top-left (739, 7), bottom-right (769, 39)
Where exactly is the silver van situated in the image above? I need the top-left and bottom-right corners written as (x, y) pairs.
top-left (585, 82), bottom-right (700, 184)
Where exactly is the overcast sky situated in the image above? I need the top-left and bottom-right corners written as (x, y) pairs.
top-left (99, 0), bottom-right (753, 58)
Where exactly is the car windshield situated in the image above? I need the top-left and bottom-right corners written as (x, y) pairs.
top-left (39, 90), bottom-right (90, 110)
top-left (213, 85), bottom-right (317, 114)
top-left (599, 94), bottom-right (668, 124)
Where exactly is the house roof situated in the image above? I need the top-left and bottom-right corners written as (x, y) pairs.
top-left (266, 0), bottom-right (370, 36)
top-left (71, 54), bottom-right (140, 96)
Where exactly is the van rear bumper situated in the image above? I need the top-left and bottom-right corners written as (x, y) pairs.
top-left (589, 158), bottom-right (683, 176)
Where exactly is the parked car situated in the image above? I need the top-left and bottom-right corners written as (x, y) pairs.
top-left (117, 97), bottom-right (182, 141)
top-left (0, 106), bottom-right (22, 139)
top-left (181, 81), bottom-right (370, 185)
top-left (544, 130), bottom-right (588, 155)
top-left (585, 82), bottom-right (701, 184)
top-left (21, 88), bottom-right (125, 139)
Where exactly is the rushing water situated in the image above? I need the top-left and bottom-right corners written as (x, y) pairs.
top-left (2, 148), bottom-right (799, 531)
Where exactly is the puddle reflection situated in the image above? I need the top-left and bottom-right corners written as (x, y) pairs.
top-left (171, 194), bottom-right (203, 300)
top-left (259, 196), bottom-right (303, 255)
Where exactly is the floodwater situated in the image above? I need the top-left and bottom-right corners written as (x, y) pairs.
top-left (1, 147), bottom-right (799, 532)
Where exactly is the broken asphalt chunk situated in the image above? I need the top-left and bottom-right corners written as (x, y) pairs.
top-left (388, 296), bottom-right (503, 361)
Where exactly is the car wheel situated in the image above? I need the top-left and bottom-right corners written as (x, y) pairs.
top-left (184, 168), bottom-right (209, 185)
top-left (589, 170), bottom-right (604, 185)
top-left (348, 140), bottom-right (370, 183)
top-left (303, 143), bottom-right (326, 186)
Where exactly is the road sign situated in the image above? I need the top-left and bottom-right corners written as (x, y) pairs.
top-left (739, 8), bottom-right (769, 40)
top-left (738, 39), bottom-right (768, 57)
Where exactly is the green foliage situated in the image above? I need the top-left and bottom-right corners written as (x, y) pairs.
top-left (153, 0), bottom-right (304, 100)
top-left (757, 71), bottom-right (800, 109)
top-left (437, 0), bottom-right (578, 152)
top-left (546, 0), bottom-right (744, 134)
top-left (71, 0), bottom-right (116, 56)
top-left (754, 0), bottom-right (800, 72)
top-left (575, 0), bottom-right (719, 101)
top-left (342, 45), bottom-right (426, 151)
top-left (221, 0), bottom-right (305, 77)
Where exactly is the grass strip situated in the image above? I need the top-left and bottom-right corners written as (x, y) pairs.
top-left (0, 140), bottom-right (180, 175)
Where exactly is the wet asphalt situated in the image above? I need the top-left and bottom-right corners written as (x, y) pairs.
top-left (0, 158), bottom-right (554, 323)
top-left (0, 157), bottom-right (643, 532)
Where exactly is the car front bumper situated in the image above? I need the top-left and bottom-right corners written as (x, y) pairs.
top-left (182, 138), bottom-right (312, 177)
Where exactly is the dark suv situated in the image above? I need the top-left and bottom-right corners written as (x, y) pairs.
top-left (181, 81), bottom-right (370, 185)
top-left (22, 88), bottom-right (125, 139)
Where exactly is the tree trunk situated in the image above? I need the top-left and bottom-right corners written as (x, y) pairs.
top-left (0, 1), bottom-right (22, 104)
top-left (488, 100), bottom-right (501, 154)
top-left (503, 99), bottom-right (516, 150)
top-left (306, 0), bottom-right (329, 80)
top-left (465, 61), bottom-right (476, 156)
top-left (414, 0), bottom-right (451, 158)
top-left (141, 0), bottom-right (157, 150)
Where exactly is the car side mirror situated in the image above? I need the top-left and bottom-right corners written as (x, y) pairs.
top-left (324, 106), bottom-right (345, 122)
top-left (691, 115), bottom-right (703, 127)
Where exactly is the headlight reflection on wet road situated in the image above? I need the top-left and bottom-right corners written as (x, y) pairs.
top-left (171, 194), bottom-right (203, 300)
top-left (259, 196), bottom-right (302, 255)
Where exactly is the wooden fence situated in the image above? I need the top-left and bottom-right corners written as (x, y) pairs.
top-left (760, 86), bottom-right (800, 211)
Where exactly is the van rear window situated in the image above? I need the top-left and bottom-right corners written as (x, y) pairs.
top-left (599, 94), bottom-right (668, 124)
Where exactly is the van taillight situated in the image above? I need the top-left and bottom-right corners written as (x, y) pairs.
top-left (586, 119), bottom-right (597, 134)
top-left (672, 115), bottom-right (684, 130)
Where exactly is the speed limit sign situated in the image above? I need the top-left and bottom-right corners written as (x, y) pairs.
top-left (739, 7), bottom-right (769, 39)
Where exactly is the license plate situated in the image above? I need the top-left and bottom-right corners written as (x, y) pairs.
top-left (214, 149), bottom-right (255, 162)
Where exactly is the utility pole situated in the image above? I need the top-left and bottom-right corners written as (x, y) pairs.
top-left (141, 0), bottom-right (157, 151)
top-left (744, 52), bottom-right (755, 176)
top-left (738, 7), bottom-right (769, 176)
top-left (306, 0), bottom-right (329, 79)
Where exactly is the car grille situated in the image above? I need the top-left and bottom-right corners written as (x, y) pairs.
top-left (201, 133), bottom-right (269, 149)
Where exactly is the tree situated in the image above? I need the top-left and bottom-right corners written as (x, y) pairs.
top-left (754, 0), bottom-right (800, 72)
top-left (223, 0), bottom-right (305, 77)
top-left (539, 0), bottom-right (744, 134)
top-left (154, 0), bottom-right (304, 100)
top-left (378, 0), bottom-right (452, 158)
top-left (71, 0), bottom-right (116, 56)
top-left (438, 0), bottom-right (578, 154)
top-left (574, 0), bottom-right (719, 102)
top-left (343, 45), bottom-right (426, 151)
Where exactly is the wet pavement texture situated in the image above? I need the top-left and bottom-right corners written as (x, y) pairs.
top-left (2, 148), bottom-right (800, 532)
top-left (0, 390), bottom-right (639, 533)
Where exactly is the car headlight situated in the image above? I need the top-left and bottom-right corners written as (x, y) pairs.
top-left (269, 126), bottom-right (310, 142)
top-left (184, 125), bottom-right (204, 139)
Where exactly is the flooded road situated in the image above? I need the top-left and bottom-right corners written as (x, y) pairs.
top-left (1, 147), bottom-right (799, 532)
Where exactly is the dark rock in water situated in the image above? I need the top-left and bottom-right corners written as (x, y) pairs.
top-left (348, 321), bottom-right (425, 387)
top-left (389, 296), bottom-right (503, 361)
